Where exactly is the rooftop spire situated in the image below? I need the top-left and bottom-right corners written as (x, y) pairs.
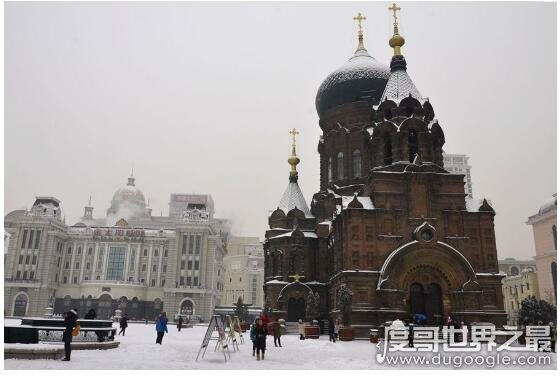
top-left (388, 3), bottom-right (405, 56)
top-left (127, 168), bottom-right (135, 186)
top-left (88, 194), bottom-right (92, 207)
top-left (353, 12), bottom-right (367, 51)
top-left (288, 128), bottom-right (300, 182)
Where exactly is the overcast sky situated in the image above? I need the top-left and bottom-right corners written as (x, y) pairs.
top-left (4, 1), bottom-right (556, 260)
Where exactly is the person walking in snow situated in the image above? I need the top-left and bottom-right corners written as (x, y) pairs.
top-left (328, 318), bottom-right (336, 342)
top-left (334, 319), bottom-right (340, 341)
top-left (298, 319), bottom-right (305, 340)
top-left (272, 318), bottom-right (282, 347)
top-left (119, 313), bottom-right (128, 336)
top-left (62, 309), bottom-right (78, 361)
top-left (177, 316), bottom-right (184, 332)
top-left (250, 317), bottom-right (258, 356)
top-left (155, 312), bottom-right (168, 344)
top-left (255, 318), bottom-right (268, 360)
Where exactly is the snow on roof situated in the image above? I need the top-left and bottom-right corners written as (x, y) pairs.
top-left (381, 69), bottom-right (424, 104)
top-left (269, 231), bottom-right (318, 240)
top-left (339, 196), bottom-right (375, 210)
top-left (277, 181), bottom-right (313, 217)
top-left (265, 279), bottom-right (289, 285)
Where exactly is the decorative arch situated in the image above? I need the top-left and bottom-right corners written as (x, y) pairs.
top-left (398, 96), bottom-right (422, 117)
top-left (377, 240), bottom-right (477, 291)
top-left (12, 292), bottom-right (29, 316)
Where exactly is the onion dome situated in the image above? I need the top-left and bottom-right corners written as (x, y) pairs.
top-left (315, 13), bottom-right (390, 118)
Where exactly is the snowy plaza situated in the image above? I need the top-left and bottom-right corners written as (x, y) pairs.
top-left (3, 320), bottom-right (557, 370)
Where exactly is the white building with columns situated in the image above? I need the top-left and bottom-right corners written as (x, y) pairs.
top-left (4, 174), bottom-right (228, 321)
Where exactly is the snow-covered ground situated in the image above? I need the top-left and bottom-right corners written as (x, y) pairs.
top-left (4, 320), bottom-right (557, 370)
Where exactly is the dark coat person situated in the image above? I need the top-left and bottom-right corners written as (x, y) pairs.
top-left (119, 314), bottom-right (128, 336)
top-left (155, 312), bottom-right (168, 344)
top-left (272, 319), bottom-right (282, 347)
top-left (254, 319), bottom-right (267, 361)
top-left (328, 318), bottom-right (336, 342)
top-left (62, 309), bottom-right (78, 361)
top-left (177, 316), bottom-right (184, 332)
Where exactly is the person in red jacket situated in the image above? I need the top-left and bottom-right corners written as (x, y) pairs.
top-left (260, 313), bottom-right (271, 334)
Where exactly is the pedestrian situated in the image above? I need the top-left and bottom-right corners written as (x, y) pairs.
top-left (272, 318), bottom-right (282, 347)
top-left (119, 313), bottom-right (128, 336)
top-left (61, 309), bottom-right (78, 361)
top-left (84, 308), bottom-right (97, 320)
top-left (408, 321), bottom-right (414, 347)
top-left (334, 319), bottom-right (340, 341)
top-left (550, 322), bottom-right (556, 353)
top-left (250, 317), bottom-right (258, 356)
top-left (328, 318), bottom-right (336, 342)
top-left (155, 312), bottom-right (168, 344)
top-left (298, 319), bottom-right (305, 340)
top-left (255, 318), bottom-right (267, 361)
top-left (260, 312), bottom-right (271, 334)
top-left (177, 315), bottom-right (184, 332)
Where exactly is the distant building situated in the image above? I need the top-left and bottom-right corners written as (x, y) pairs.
top-left (443, 153), bottom-right (473, 199)
top-left (4, 174), bottom-right (229, 321)
top-left (527, 194), bottom-right (557, 305)
top-left (222, 236), bottom-right (264, 309)
top-left (498, 258), bottom-right (539, 325)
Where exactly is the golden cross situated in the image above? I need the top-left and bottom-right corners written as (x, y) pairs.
top-left (289, 128), bottom-right (299, 149)
top-left (389, 3), bottom-right (401, 25)
top-left (353, 12), bottom-right (366, 33)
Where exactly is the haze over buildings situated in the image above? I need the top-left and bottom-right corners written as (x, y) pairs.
top-left (4, 2), bottom-right (556, 261)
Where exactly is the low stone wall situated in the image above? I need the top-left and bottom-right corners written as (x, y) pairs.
top-left (4, 341), bottom-right (120, 360)
top-left (5, 346), bottom-right (64, 360)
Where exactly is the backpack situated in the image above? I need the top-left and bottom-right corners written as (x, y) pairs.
top-left (72, 324), bottom-right (81, 336)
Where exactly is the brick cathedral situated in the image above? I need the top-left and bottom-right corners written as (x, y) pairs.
top-left (263, 5), bottom-right (506, 334)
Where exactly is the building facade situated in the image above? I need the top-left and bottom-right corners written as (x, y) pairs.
top-left (443, 153), bottom-right (473, 199)
top-left (222, 236), bottom-right (264, 309)
top-left (4, 175), bottom-right (228, 321)
top-left (263, 8), bottom-right (506, 334)
top-left (526, 194), bottom-right (557, 305)
top-left (498, 258), bottom-right (539, 325)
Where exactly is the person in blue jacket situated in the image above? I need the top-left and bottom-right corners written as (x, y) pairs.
top-left (249, 317), bottom-right (259, 356)
top-left (155, 312), bottom-right (168, 344)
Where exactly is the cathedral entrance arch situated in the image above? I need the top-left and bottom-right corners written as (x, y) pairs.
top-left (287, 298), bottom-right (306, 321)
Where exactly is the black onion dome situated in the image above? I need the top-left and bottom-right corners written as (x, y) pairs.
top-left (316, 47), bottom-right (390, 118)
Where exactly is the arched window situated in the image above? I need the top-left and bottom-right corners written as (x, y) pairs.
top-left (352, 149), bottom-right (361, 178)
top-left (510, 266), bottom-right (519, 276)
top-left (383, 136), bottom-right (393, 165)
top-left (290, 252), bottom-right (302, 274)
top-left (328, 157), bottom-right (333, 182)
top-left (337, 152), bottom-right (344, 180)
top-left (552, 225), bottom-right (557, 250)
top-left (408, 130), bottom-right (418, 162)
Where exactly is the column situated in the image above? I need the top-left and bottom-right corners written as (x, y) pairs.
top-left (102, 243), bottom-right (110, 279)
top-left (134, 244), bottom-right (141, 282)
top-left (157, 244), bottom-right (163, 286)
top-left (68, 240), bottom-right (78, 284)
top-left (92, 243), bottom-right (99, 280)
top-left (124, 243), bottom-right (130, 281)
top-left (78, 240), bottom-right (87, 282)
top-left (146, 243), bottom-right (153, 285)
